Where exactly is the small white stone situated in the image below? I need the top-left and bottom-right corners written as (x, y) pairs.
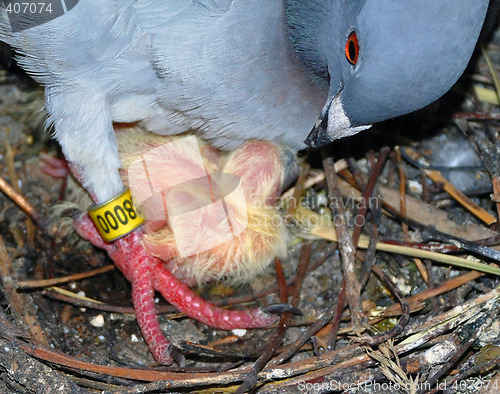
top-left (408, 180), bottom-right (422, 194)
top-left (390, 275), bottom-right (412, 296)
top-left (98, 335), bottom-right (105, 341)
top-left (130, 334), bottom-right (139, 343)
top-left (77, 291), bottom-right (86, 297)
top-left (69, 282), bottom-right (77, 290)
top-left (478, 320), bottom-right (500, 346)
top-left (90, 314), bottom-right (105, 327)
top-left (423, 340), bottom-right (456, 365)
top-left (232, 329), bottom-right (247, 337)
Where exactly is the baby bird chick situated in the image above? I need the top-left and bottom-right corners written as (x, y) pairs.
top-left (74, 127), bottom-right (293, 365)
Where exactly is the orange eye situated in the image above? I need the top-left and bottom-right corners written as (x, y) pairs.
top-left (345, 32), bottom-right (359, 66)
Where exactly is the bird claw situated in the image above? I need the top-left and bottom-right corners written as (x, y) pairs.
top-left (262, 303), bottom-right (302, 316)
top-left (168, 344), bottom-right (186, 367)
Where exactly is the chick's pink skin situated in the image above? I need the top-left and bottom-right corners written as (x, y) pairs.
top-left (141, 140), bottom-right (288, 284)
top-left (73, 139), bottom-right (286, 365)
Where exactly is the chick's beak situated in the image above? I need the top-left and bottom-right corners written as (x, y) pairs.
top-left (304, 91), bottom-right (371, 148)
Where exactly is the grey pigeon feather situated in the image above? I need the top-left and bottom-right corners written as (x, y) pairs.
top-left (0, 0), bottom-right (489, 202)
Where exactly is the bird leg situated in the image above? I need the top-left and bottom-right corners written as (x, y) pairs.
top-left (73, 136), bottom-right (291, 365)
top-left (75, 214), bottom-right (277, 365)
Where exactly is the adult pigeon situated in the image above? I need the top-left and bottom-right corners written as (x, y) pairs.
top-left (0, 0), bottom-right (489, 364)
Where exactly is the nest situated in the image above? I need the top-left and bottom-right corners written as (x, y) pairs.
top-left (0, 34), bottom-right (500, 394)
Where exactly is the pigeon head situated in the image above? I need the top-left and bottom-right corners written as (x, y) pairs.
top-left (288, 0), bottom-right (490, 147)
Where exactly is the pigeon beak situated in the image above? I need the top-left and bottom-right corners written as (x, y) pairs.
top-left (304, 95), bottom-right (334, 148)
top-left (305, 91), bottom-right (371, 148)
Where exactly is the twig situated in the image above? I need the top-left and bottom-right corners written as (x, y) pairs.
top-left (351, 147), bottom-right (390, 245)
top-left (280, 160), bottom-right (348, 200)
top-left (0, 175), bottom-right (43, 226)
top-left (421, 315), bottom-right (491, 394)
top-left (236, 244), bottom-right (312, 392)
top-left (443, 356), bottom-right (500, 394)
top-left (285, 160), bottom-right (309, 219)
top-left (394, 147), bottom-right (409, 237)
top-left (270, 269), bottom-right (344, 365)
top-left (357, 265), bottom-right (410, 345)
top-left (0, 338), bottom-right (84, 393)
top-left (491, 177), bottom-right (500, 224)
top-left (181, 340), bottom-right (258, 360)
top-left (322, 150), bottom-right (367, 333)
top-left (402, 147), bottom-right (496, 226)
top-left (43, 287), bottom-right (154, 315)
top-left (301, 208), bottom-right (500, 276)
top-left (453, 112), bottom-right (500, 120)
top-left (374, 270), bottom-right (483, 318)
top-left (0, 235), bottom-right (48, 346)
top-left (357, 225), bottom-right (379, 289)
top-left (4, 138), bottom-right (37, 248)
top-left (396, 147), bottom-right (429, 284)
top-left (269, 287), bottom-right (500, 391)
top-left (325, 278), bottom-right (346, 351)
top-left (18, 265), bottom-right (115, 289)
top-left (325, 147), bottom-right (389, 350)
top-left (380, 201), bottom-right (500, 263)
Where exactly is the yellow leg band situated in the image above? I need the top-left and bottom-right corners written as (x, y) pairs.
top-left (88, 189), bottom-right (144, 242)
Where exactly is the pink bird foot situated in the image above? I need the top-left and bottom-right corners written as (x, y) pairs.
top-left (74, 214), bottom-right (278, 365)
top-left (73, 133), bottom-right (293, 365)
top-left (40, 153), bottom-right (70, 179)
